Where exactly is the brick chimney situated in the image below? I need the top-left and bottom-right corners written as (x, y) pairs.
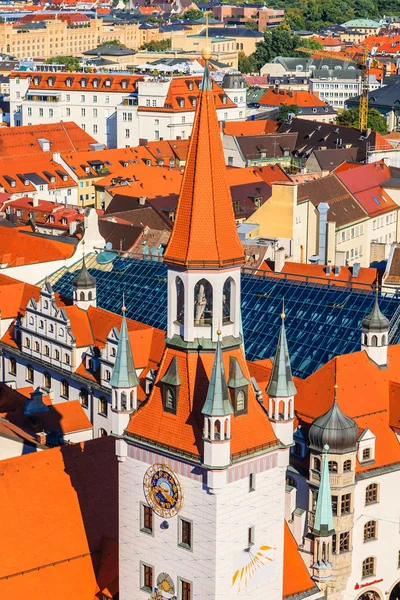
top-left (36, 431), bottom-right (47, 445)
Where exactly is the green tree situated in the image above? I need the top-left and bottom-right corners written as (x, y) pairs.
top-left (182, 9), bottom-right (203, 20)
top-left (244, 19), bottom-right (259, 30)
top-left (336, 107), bottom-right (388, 134)
top-left (278, 103), bottom-right (300, 123)
top-left (140, 39), bottom-right (171, 51)
top-left (251, 26), bottom-right (301, 70)
top-left (238, 51), bottom-right (257, 74)
top-left (295, 38), bottom-right (323, 54)
top-left (45, 56), bottom-right (81, 71)
top-left (98, 39), bottom-right (127, 48)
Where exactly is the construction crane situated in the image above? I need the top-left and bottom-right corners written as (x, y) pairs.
top-left (296, 46), bottom-right (381, 131)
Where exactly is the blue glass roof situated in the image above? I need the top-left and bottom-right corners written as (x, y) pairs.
top-left (50, 255), bottom-right (400, 379)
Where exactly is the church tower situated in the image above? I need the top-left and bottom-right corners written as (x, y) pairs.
top-left (116, 48), bottom-right (288, 600)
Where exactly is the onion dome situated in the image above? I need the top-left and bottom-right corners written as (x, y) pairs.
top-left (361, 293), bottom-right (389, 333)
top-left (308, 392), bottom-right (358, 455)
top-left (72, 255), bottom-right (96, 289)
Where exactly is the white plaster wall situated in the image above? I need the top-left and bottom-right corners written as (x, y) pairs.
top-left (119, 446), bottom-right (286, 600)
top-left (64, 429), bottom-right (93, 443)
top-left (344, 469), bottom-right (400, 600)
top-left (0, 435), bottom-right (42, 460)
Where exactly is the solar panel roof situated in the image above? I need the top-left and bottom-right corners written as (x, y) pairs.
top-left (48, 254), bottom-right (400, 379)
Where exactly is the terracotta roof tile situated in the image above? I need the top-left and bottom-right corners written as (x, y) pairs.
top-left (283, 523), bottom-right (318, 598)
top-left (0, 226), bottom-right (75, 266)
top-left (259, 88), bottom-right (329, 108)
top-left (223, 119), bottom-right (279, 136)
top-left (12, 72), bottom-right (142, 95)
top-left (164, 71), bottom-right (245, 268)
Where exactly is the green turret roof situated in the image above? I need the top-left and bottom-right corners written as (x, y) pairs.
top-left (202, 337), bottom-right (233, 417)
top-left (266, 310), bottom-right (297, 398)
top-left (110, 308), bottom-right (139, 389)
top-left (313, 445), bottom-right (335, 537)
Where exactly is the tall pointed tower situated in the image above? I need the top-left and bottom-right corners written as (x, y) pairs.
top-left (117, 49), bottom-right (287, 600)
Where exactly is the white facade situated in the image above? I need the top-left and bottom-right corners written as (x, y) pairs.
top-left (311, 75), bottom-right (361, 110)
top-left (117, 439), bottom-right (287, 600)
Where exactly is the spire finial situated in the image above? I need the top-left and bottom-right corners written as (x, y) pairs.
top-left (280, 298), bottom-right (285, 320)
top-left (201, 14), bottom-right (212, 62)
top-left (122, 292), bottom-right (126, 314)
top-left (333, 358), bottom-right (338, 401)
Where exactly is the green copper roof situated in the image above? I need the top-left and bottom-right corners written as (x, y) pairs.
top-left (161, 356), bottom-right (182, 386)
top-left (109, 310), bottom-right (139, 389)
top-left (202, 338), bottom-right (234, 416)
top-left (227, 356), bottom-right (250, 388)
top-left (266, 314), bottom-right (297, 398)
top-left (362, 292), bottom-right (389, 332)
top-left (313, 445), bottom-right (335, 537)
top-left (201, 59), bottom-right (212, 92)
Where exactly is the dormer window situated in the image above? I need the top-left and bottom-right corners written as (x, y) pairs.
top-left (48, 77), bottom-right (54, 87)
top-left (85, 166), bottom-right (90, 173)
top-left (192, 97), bottom-right (197, 107)
top-left (34, 77), bottom-right (39, 86)
top-left (222, 95), bottom-right (227, 104)
top-left (61, 218), bottom-right (67, 225)
top-left (161, 356), bottom-right (181, 415)
top-left (178, 98), bottom-right (184, 108)
top-left (11, 180), bottom-right (16, 188)
top-left (48, 215), bottom-right (55, 223)
top-left (105, 79), bottom-right (111, 87)
top-left (227, 357), bottom-right (249, 416)
top-left (93, 79), bottom-right (99, 88)
top-left (62, 174), bottom-right (68, 182)
top-left (362, 447), bottom-right (371, 461)
top-left (66, 77), bottom-right (72, 87)
top-left (187, 80), bottom-right (193, 91)
top-left (81, 78), bottom-right (87, 88)
top-left (24, 179), bottom-right (30, 186)
top-left (121, 80), bottom-right (128, 89)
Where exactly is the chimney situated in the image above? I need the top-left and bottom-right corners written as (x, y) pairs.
top-left (32, 195), bottom-right (39, 207)
top-left (326, 262), bottom-right (332, 275)
top-left (36, 431), bottom-right (47, 445)
top-left (288, 90), bottom-right (293, 98)
top-left (317, 202), bottom-right (330, 265)
top-left (334, 265), bottom-right (341, 276)
top-left (69, 220), bottom-right (78, 235)
top-left (274, 247), bottom-right (286, 272)
top-left (139, 196), bottom-right (147, 205)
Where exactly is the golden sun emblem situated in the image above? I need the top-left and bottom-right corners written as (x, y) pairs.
top-left (232, 545), bottom-right (275, 593)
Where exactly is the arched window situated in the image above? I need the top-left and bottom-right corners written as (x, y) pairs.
top-left (236, 390), bottom-right (245, 411)
top-left (362, 556), bottom-right (375, 577)
top-left (363, 333), bottom-right (368, 345)
top-left (105, 370), bottom-right (111, 381)
top-left (175, 276), bottom-right (185, 325)
top-left (25, 338), bottom-right (30, 348)
top-left (35, 341), bottom-right (40, 352)
top-left (371, 335), bottom-right (378, 347)
top-left (121, 391), bottom-right (127, 410)
top-left (44, 345), bottom-right (49, 357)
top-left (79, 388), bottom-right (88, 408)
top-left (98, 428), bottom-right (108, 437)
top-left (39, 320), bottom-right (44, 329)
top-left (29, 316), bottom-right (34, 325)
top-left (314, 457), bottom-right (321, 471)
top-left (61, 380), bottom-right (69, 398)
top-left (166, 387), bottom-right (175, 411)
top-left (44, 300), bottom-right (48, 309)
top-left (214, 419), bottom-right (221, 440)
top-left (99, 396), bottom-right (108, 416)
top-left (88, 291), bottom-right (92, 301)
top-left (328, 461), bottom-right (338, 473)
top-left (26, 364), bottom-right (34, 382)
top-left (65, 354), bottom-right (70, 365)
top-left (194, 279), bottom-right (213, 326)
top-left (43, 372), bottom-right (51, 389)
top-left (80, 291), bottom-right (85, 301)
top-left (286, 476), bottom-right (297, 488)
top-left (49, 324), bottom-right (54, 333)
top-left (365, 483), bottom-right (378, 505)
top-left (343, 459), bottom-right (352, 472)
top-left (223, 277), bottom-right (235, 324)
top-left (9, 357), bottom-right (16, 375)
top-left (111, 347), bottom-right (116, 357)
top-left (364, 520), bottom-right (377, 541)
top-left (54, 349), bottom-right (60, 360)
top-left (382, 334), bottom-right (386, 346)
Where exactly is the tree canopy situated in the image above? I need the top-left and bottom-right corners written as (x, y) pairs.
top-left (238, 51), bottom-right (258, 74)
top-left (140, 39), bottom-right (171, 51)
top-left (182, 9), bottom-right (204, 20)
top-left (336, 108), bottom-right (388, 134)
top-left (251, 26), bottom-right (302, 70)
top-left (45, 56), bottom-right (81, 71)
top-left (278, 104), bottom-right (300, 123)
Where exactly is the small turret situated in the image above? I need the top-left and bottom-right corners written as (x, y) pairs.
top-left (361, 283), bottom-right (389, 368)
top-left (266, 303), bottom-right (296, 445)
top-left (110, 303), bottom-right (139, 435)
top-left (202, 332), bottom-right (233, 469)
top-left (312, 444), bottom-right (335, 582)
top-left (72, 254), bottom-right (96, 310)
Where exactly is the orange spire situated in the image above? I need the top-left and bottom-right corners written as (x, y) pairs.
top-left (163, 63), bottom-right (245, 269)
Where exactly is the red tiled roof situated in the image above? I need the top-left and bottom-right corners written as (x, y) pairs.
top-left (0, 122), bottom-right (97, 157)
top-left (0, 436), bottom-right (118, 598)
top-left (223, 119), bottom-right (279, 136)
top-left (126, 345), bottom-right (278, 457)
top-left (0, 226), bottom-right (75, 266)
top-left (11, 72), bottom-right (142, 94)
top-left (164, 70), bottom-right (245, 268)
top-left (259, 88), bottom-right (328, 108)
top-left (0, 154), bottom-right (74, 193)
top-left (283, 523), bottom-right (318, 598)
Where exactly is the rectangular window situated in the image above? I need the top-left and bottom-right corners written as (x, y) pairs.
top-left (339, 531), bottom-right (350, 553)
top-left (123, 112), bottom-right (127, 121)
top-left (140, 504), bottom-right (153, 534)
top-left (154, 130), bottom-right (160, 141)
top-left (66, 108), bottom-right (70, 116)
top-left (27, 107), bottom-right (32, 116)
top-left (152, 99), bottom-right (156, 107)
top-left (66, 94), bottom-right (70, 102)
top-left (93, 108), bottom-right (97, 118)
top-left (146, 99), bottom-right (151, 107)
top-left (249, 473), bottom-right (256, 492)
top-left (154, 118), bottom-right (159, 125)
top-left (248, 526), bottom-right (255, 546)
top-left (49, 109), bottom-right (54, 117)
top-left (93, 124), bottom-right (97, 134)
top-left (141, 563), bottom-right (153, 592)
top-left (332, 533), bottom-right (337, 554)
top-left (125, 129), bottom-right (130, 138)
top-left (179, 579), bottom-right (192, 600)
top-left (332, 495), bottom-right (338, 516)
top-left (179, 518), bottom-right (192, 550)
top-left (81, 94), bottom-right (85, 102)
top-left (81, 108), bottom-right (86, 117)
top-left (341, 493), bottom-right (351, 515)
top-left (93, 95), bottom-right (97, 103)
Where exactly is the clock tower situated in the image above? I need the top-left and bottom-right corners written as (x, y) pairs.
top-left (116, 53), bottom-right (289, 600)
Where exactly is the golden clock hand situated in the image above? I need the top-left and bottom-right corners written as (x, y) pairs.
top-left (155, 485), bottom-right (174, 504)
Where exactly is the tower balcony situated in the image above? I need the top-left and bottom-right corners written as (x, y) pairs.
top-left (309, 469), bottom-right (355, 488)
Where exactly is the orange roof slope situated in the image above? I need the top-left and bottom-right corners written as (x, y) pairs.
top-left (0, 226), bottom-right (75, 266)
top-left (0, 436), bottom-right (118, 598)
top-left (223, 119), bottom-right (279, 136)
top-left (164, 67), bottom-right (245, 268)
top-left (259, 88), bottom-right (328, 108)
top-left (126, 345), bottom-right (278, 458)
top-left (283, 523), bottom-right (318, 598)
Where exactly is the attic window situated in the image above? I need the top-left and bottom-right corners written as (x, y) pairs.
top-left (372, 196), bottom-right (381, 205)
top-left (121, 80), bottom-right (128, 89)
top-left (62, 174), bottom-right (68, 182)
top-left (66, 77), bottom-right (72, 87)
top-left (61, 218), bottom-right (67, 225)
top-left (105, 79), bottom-right (111, 87)
top-left (24, 179), bottom-right (30, 186)
top-left (34, 76), bottom-right (39, 86)
top-left (85, 166), bottom-right (90, 173)
top-left (191, 97), bottom-right (197, 107)
top-left (48, 77), bottom-right (54, 87)
top-left (48, 215), bottom-right (55, 223)
top-left (222, 95), bottom-right (227, 104)
top-left (178, 98), bottom-right (184, 108)
top-left (93, 79), bottom-right (99, 88)
top-left (81, 78), bottom-right (87, 88)
top-left (187, 80), bottom-right (194, 91)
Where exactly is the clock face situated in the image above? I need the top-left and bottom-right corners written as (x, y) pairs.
top-left (143, 464), bottom-right (183, 518)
